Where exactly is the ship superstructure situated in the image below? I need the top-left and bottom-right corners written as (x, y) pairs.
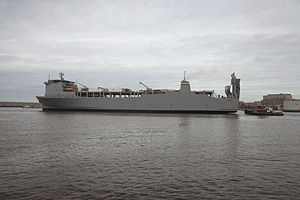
top-left (37, 72), bottom-right (240, 113)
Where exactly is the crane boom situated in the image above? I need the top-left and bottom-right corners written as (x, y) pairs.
top-left (77, 81), bottom-right (89, 92)
top-left (139, 82), bottom-right (152, 92)
top-left (77, 82), bottom-right (88, 88)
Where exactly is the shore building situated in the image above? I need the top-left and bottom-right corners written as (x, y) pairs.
top-left (283, 99), bottom-right (300, 112)
top-left (261, 94), bottom-right (292, 109)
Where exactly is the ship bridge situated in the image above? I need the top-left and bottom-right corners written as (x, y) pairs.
top-left (179, 71), bottom-right (191, 93)
top-left (180, 80), bottom-right (191, 93)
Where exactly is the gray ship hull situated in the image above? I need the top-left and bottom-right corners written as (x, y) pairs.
top-left (37, 92), bottom-right (238, 113)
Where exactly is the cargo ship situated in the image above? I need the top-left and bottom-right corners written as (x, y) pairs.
top-left (36, 72), bottom-right (240, 113)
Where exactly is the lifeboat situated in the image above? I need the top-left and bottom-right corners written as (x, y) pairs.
top-left (65, 87), bottom-right (74, 91)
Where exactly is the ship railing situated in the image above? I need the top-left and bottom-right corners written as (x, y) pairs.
top-left (46, 90), bottom-right (172, 98)
top-left (73, 91), bottom-right (144, 98)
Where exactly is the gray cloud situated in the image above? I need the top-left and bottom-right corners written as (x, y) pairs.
top-left (0, 0), bottom-right (300, 101)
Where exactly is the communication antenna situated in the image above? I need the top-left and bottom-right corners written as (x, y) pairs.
top-left (48, 75), bottom-right (50, 81)
top-left (184, 71), bottom-right (186, 81)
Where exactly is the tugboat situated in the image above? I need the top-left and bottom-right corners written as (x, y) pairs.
top-left (244, 108), bottom-right (284, 116)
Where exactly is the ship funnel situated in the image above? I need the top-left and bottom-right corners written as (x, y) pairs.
top-left (231, 73), bottom-right (240, 99)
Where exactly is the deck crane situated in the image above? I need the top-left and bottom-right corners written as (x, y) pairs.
top-left (139, 82), bottom-right (152, 92)
top-left (77, 81), bottom-right (89, 92)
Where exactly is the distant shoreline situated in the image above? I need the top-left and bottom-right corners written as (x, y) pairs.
top-left (0, 101), bottom-right (41, 108)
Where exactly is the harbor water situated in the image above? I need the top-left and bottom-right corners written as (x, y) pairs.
top-left (0, 108), bottom-right (300, 199)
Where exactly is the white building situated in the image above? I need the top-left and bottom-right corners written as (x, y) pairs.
top-left (283, 99), bottom-right (300, 112)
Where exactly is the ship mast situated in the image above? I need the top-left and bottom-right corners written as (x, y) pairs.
top-left (59, 72), bottom-right (64, 82)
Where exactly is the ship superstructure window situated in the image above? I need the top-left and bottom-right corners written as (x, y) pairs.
top-left (75, 91), bottom-right (143, 98)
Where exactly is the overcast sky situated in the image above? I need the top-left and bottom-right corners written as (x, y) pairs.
top-left (1, 0), bottom-right (300, 102)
